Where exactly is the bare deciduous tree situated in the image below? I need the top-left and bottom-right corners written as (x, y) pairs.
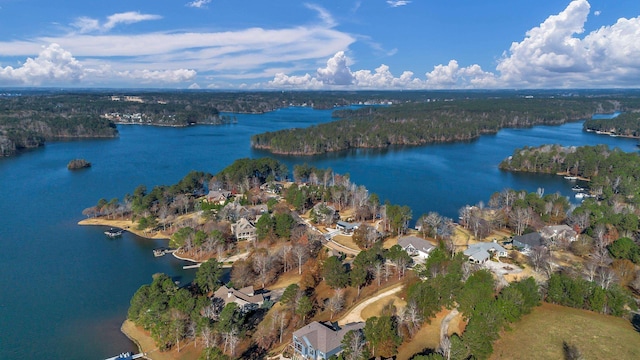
top-left (328, 288), bottom-right (345, 320)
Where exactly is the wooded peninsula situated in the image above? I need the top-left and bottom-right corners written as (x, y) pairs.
top-left (251, 97), bottom-right (640, 155)
top-left (583, 111), bottom-right (640, 138)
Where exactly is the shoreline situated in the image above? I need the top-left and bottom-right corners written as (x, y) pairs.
top-left (121, 320), bottom-right (201, 360)
top-left (555, 171), bottom-right (591, 182)
top-left (120, 320), bottom-right (150, 360)
top-left (77, 217), bottom-right (170, 240)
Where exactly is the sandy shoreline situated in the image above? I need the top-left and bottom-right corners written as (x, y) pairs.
top-left (78, 217), bottom-right (170, 240)
top-left (121, 320), bottom-right (201, 360)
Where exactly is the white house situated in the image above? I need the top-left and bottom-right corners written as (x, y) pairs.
top-left (397, 236), bottom-right (435, 261)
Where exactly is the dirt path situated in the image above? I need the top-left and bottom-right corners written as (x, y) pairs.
top-left (440, 308), bottom-right (459, 343)
top-left (337, 285), bottom-right (403, 325)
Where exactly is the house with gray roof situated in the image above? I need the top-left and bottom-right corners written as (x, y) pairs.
top-left (212, 285), bottom-right (269, 313)
top-left (540, 225), bottom-right (577, 244)
top-left (397, 236), bottom-right (435, 262)
top-left (231, 217), bottom-right (256, 241)
top-left (512, 232), bottom-right (544, 251)
top-left (463, 241), bottom-right (508, 263)
top-left (336, 221), bottom-right (360, 235)
top-left (293, 321), bottom-right (365, 360)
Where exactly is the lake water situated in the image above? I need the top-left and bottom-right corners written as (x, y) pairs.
top-left (0, 107), bottom-right (637, 359)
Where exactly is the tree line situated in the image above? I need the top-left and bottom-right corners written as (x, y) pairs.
top-left (250, 97), bottom-right (627, 155)
top-left (583, 112), bottom-right (640, 137)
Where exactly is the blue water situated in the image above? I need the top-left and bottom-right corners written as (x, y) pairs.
top-left (591, 111), bottom-right (622, 119)
top-left (1, 107), bottom-right (638, 359)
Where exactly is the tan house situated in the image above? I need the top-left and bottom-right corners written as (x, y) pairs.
top-left (206, 190), bottom-right (232, 204)
top-left (231, 217), bottom-right (256, 241)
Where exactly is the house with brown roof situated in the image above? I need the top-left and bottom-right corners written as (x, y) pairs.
top-left (293, 321), bottom-right (365, 360)
top-left (212, 285), bottom-right (270, 313)
top-left (205, 190), bottom-right (232, 204)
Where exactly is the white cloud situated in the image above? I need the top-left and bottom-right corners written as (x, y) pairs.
top-left (187, 0), bottom-right (211, 9)
top-left (116, 69), bottom-right (197, 83)
top-left (0, 43), bottom-right (84, 85)
top-left (594, 10), bottom-right (601, 16)
top-left (0, 43), bottom-right (196, 86)
top-left (304, 3), bottom-right (337, 27)
top-left (72, 12), bottom-right (162, 33)
top-left (387, 1), bottom-right (411, 7)
top-left (495, 0), bottom-right (640, 87)
top-left (316, 51), bottom-right (354, 85)
top-left (425, 60), bottom-right (497, 88)
top-left (353, 65), bottom-right (422, 88)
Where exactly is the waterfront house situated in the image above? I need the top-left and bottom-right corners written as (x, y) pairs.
top-left (231, 217), bottom-right (256, 241)
top-left (336, 221), bottom-right (360, 235)
top-left (540, 225), bottom-right (577, 245)
top-left (293, 321), bottom-right (365, 360)
top-left (212, 285), bottom-right (270, 313)
top-left (397, 235), bottom-right (435, 262)
top-left (464, 242), bottom-right (508, 263)
top-left (512, 232), bottom-right (544, 251)
top-left (206, 190), bottom-right (232, 204)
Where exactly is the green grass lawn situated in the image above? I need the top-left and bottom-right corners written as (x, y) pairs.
top-left (491, 302), bottom-right (640, 360)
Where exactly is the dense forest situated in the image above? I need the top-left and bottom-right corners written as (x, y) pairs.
top-left (251, 98), bottom-right (627, 155)
top-left (583, 111), bottom-right (640, 138)
top-left (499, 144), bottom-right (640, 205)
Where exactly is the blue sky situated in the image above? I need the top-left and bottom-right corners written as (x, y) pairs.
top-left (0, 0), bottom-right (639, 89)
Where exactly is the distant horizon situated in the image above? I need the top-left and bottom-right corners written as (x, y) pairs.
top-left (2, 87), bottom-right (640, 94)
top-left (1, 1), bottom-right (639, 89)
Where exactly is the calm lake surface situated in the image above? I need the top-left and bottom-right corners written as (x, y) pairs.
top-left (0, 106), bottom-right (637, 359)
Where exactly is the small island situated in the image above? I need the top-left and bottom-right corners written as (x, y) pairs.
top-left (67, 158), bottom-right (92, 170)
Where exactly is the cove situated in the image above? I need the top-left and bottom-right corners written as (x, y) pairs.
top-left (0, 106), bottom-right (638, 359)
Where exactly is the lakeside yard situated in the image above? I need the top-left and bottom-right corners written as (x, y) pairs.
top-left (491, 302), bottom-right (640, 360)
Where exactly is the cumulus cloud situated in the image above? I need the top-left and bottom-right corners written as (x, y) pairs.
top-left (316, 51), bottom-right (353, 85)
top-left (72, 11), bottom-right (162, 33)
top-left (187, 0), bottom-right (211, 9)
top-left (268, 51), bottom-right (425, 89)
top-left (387, 1), bottom-right (411, 7)
top-left (0, 43), bottom-right (196, 86)
top-left (0, 43), bottom-right (84, 85)
top-left (496, 0), bottom-right (640, 87)
top-left (425, 60), bottom-right (497, 88)
top-left (594, 10), bottom-right (601, 16)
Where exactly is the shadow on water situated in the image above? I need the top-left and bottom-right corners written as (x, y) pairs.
top-left (632, 313), bottom-right (640, 333)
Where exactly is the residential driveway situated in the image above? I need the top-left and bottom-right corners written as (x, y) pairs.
top-left (337, 285), bottom-right (403, 325)
top-left (482, 260), bottom-right (523, 287)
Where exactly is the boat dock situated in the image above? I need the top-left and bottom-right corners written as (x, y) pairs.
top-left (105, 228), bottom-right (124, 238)
top-left (183, 263), bottom-right (202, 269)
top-left (105, 352), bottom-right (144, 360)
top-left (153, 247), bottom-right (176, 257)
